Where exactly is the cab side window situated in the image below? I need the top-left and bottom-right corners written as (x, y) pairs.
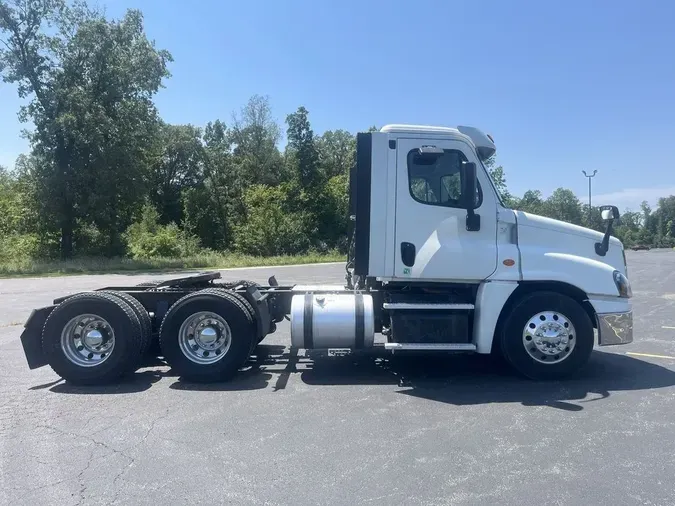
top-left (407, 148), bottom-right (481, 208)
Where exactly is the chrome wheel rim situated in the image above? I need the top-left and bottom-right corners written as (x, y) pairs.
top-left (522, 311), bottom-right (576, 364)
top-left (60, 314), bottom-right (115, 367)
top-left (178, 312), bottom-right (231, 364)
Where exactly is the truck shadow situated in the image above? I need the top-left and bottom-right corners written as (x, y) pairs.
top-left (48, 356), bottom-right (176, 394)
top-left (168, 347), bottom-right (282, 392)
top-left (298, 349), bottom-right (675, 411)
top-left (49, 369), bottom-right (167, 394)
top-left (170, 345), bottom-right (675, 412)
top-left (47, 345), bottom-right (675, 408)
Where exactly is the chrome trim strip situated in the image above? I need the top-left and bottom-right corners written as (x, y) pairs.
top-left (384, 343), bottom-right (477, 351)
top-left (383, 303), bottom-right (474, 310)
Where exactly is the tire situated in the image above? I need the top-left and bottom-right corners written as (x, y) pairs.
top-left (233, 282), bottom-right (268, 345)
top-left (159, 288), bottom-right (255, 382)
top-left (41, 292), bottom-right (144, 385)
top-left (99, 291), bottom-right (152, 356)
top-left (219, 282), bottom-right (266, 345)
top-left (499, 291), bottom-right (594, 380)
top-left (217, 289), bottom-right (264, 349)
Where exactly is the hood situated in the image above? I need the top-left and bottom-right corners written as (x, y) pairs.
top-left (514, 211), bottom-right (626, 275)
top-left (515, 211), bottom-right (622, 247)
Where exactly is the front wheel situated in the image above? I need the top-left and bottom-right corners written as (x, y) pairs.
top-left (499, 291), bottom-right (594, 380)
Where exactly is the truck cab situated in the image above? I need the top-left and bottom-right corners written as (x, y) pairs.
top-left (345, 124), bottom-right (632, 378)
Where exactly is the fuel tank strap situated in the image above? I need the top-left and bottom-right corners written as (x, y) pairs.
top-left (303, 293), bottom-right (314, 348)
top-left (355, 294), bottom-right (365, 349)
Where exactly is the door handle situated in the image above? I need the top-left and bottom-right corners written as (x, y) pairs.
top-left (401, 242), bottom-right (416, 267)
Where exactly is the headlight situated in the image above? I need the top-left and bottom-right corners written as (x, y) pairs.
top-left (613, 270), bottom-right (632, 298)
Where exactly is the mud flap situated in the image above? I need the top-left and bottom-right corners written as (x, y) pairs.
top-left (19, 306), bottom-right (55, 369)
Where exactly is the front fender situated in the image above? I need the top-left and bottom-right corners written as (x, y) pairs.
top-left (521, 251), bottom-right (619, 297)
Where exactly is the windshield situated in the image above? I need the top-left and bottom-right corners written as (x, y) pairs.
top-left (479, 157), bottom-right (508, 208)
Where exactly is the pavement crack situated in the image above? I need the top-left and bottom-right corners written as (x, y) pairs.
top-left (36, 423), bottom-right (132, 460)
top-left (13, 478), bottom-right (71, 502)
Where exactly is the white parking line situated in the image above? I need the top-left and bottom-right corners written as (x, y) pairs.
top-left (663, 326), bottom-right (675, 329)
top-left (627, 352), bottom-right (675, 360)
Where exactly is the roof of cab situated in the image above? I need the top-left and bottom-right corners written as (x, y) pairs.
top-left (380, 124), bottom-right (462, 135)
top-left (380, 124), bottom-right (496, 161)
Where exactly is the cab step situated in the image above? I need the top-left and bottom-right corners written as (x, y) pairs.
top-left (384, 343), bottom-right (477, 351)
top-left (382, 303), bottom-right (474, 310)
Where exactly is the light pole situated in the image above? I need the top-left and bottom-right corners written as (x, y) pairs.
top-left (582, 170), bottom-right (597, 223)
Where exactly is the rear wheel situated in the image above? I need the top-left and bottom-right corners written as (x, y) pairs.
top-left (42, 292), bottom-right (144, 385)
top-left (220, 289), bottom-right (262, 349)
top-left (159, 289), bottom-right (255, 382)
top-left (499, 291), bottom-right (594, 380)
top-left (220, 281), bottom-right (266, 345)
top-left (99, 291), bottom-right (152, 356)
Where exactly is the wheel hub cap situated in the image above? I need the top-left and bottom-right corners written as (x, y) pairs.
top-left (84, 329), bottom-right (104, 348)
top-left (197, 326), bottom-right (219, 346)
top-left (523, 311), bottom-right (576, 364)
top-left (61, 315), bottom-right (115, 367)
top-left (178, 312), bottom-right (232, 364)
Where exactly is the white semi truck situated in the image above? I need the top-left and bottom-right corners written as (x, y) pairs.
top-left (18, 124), bottom-right (633, 385)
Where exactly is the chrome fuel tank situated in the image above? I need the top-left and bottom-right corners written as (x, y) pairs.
top-left (290, 293), bottom-right (375, 349)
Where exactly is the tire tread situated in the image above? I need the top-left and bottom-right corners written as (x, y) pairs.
top-left (158, 288), bottom-right (256, 382)
top-left (499, 291), bottom-right (594, 380)
top-left (99, 291), bottom-right (152, 355)
top-left (41, 291), bottom-right (144, 384)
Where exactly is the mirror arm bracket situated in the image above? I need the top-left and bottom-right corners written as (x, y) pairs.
top-left (595, 205), bottom-right (620, 256)
top-left (595, 221), bottom-right (614, 256)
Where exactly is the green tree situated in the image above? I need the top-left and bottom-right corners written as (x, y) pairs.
top-left (181, 119), bottom-right (238, 250)
top-left (149, 122), bottom-right (204, 226)
top-left (0, 1), bottom-right (171, 257)
top-left (199, 119), bottom-right (236, 247)
top-left (582, 206), bottom-right (605, 232)
top-left (514, 189), bottom-right (546, 215)
top-left (542, 188), bottom-right (584, 225)
top-left (0, 161), bottom-right (54, 260)
top-left (230, 95), bottom-right (283, 185)
top-left (316, 129), bottom-right (355, 179)
top-left (0, 166), bottom-right (22, 235)
top-left (125, 203), bottom-right (200, 259)
top-left (234, 184), bottom-right (314, 256)
top-left (320, 173), bottom-right (350, 251)
top-left (285, 106), bottom-right (321, 189)
top-left (483, 156), bottom-right (513, 206)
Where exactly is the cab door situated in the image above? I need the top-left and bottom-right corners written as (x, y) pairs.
top-left (393, 137), bottom-right (498, 282)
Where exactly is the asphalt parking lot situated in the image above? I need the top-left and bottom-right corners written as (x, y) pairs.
top-left (1, 250), bottom-right (674, 505)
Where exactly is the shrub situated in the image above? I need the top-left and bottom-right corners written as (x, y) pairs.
top-left (0, 233), bottom-right (55, 263)
top-left (234, 184), bottom-right (315, 256)
top-left (318, 174), bottom-right (349, 251)
top-left (73, 222), bottom-right (111, 257)
top-left (125, 204), bottom-right (201, 259)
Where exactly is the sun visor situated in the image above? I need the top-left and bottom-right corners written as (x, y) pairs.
top-left (457, 125), bottom-right (496, 161)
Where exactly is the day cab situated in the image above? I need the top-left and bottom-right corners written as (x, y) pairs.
top-left (345, 124), bottom-right (632, 378)
top-left (17, 123), bottom-right (633, 385)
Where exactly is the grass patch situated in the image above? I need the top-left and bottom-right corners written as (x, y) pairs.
top-left (0, 251), bottom-right (346, 278)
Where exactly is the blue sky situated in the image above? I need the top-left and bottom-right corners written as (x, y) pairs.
top-left (1, 0), bottom-right (674, 212)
